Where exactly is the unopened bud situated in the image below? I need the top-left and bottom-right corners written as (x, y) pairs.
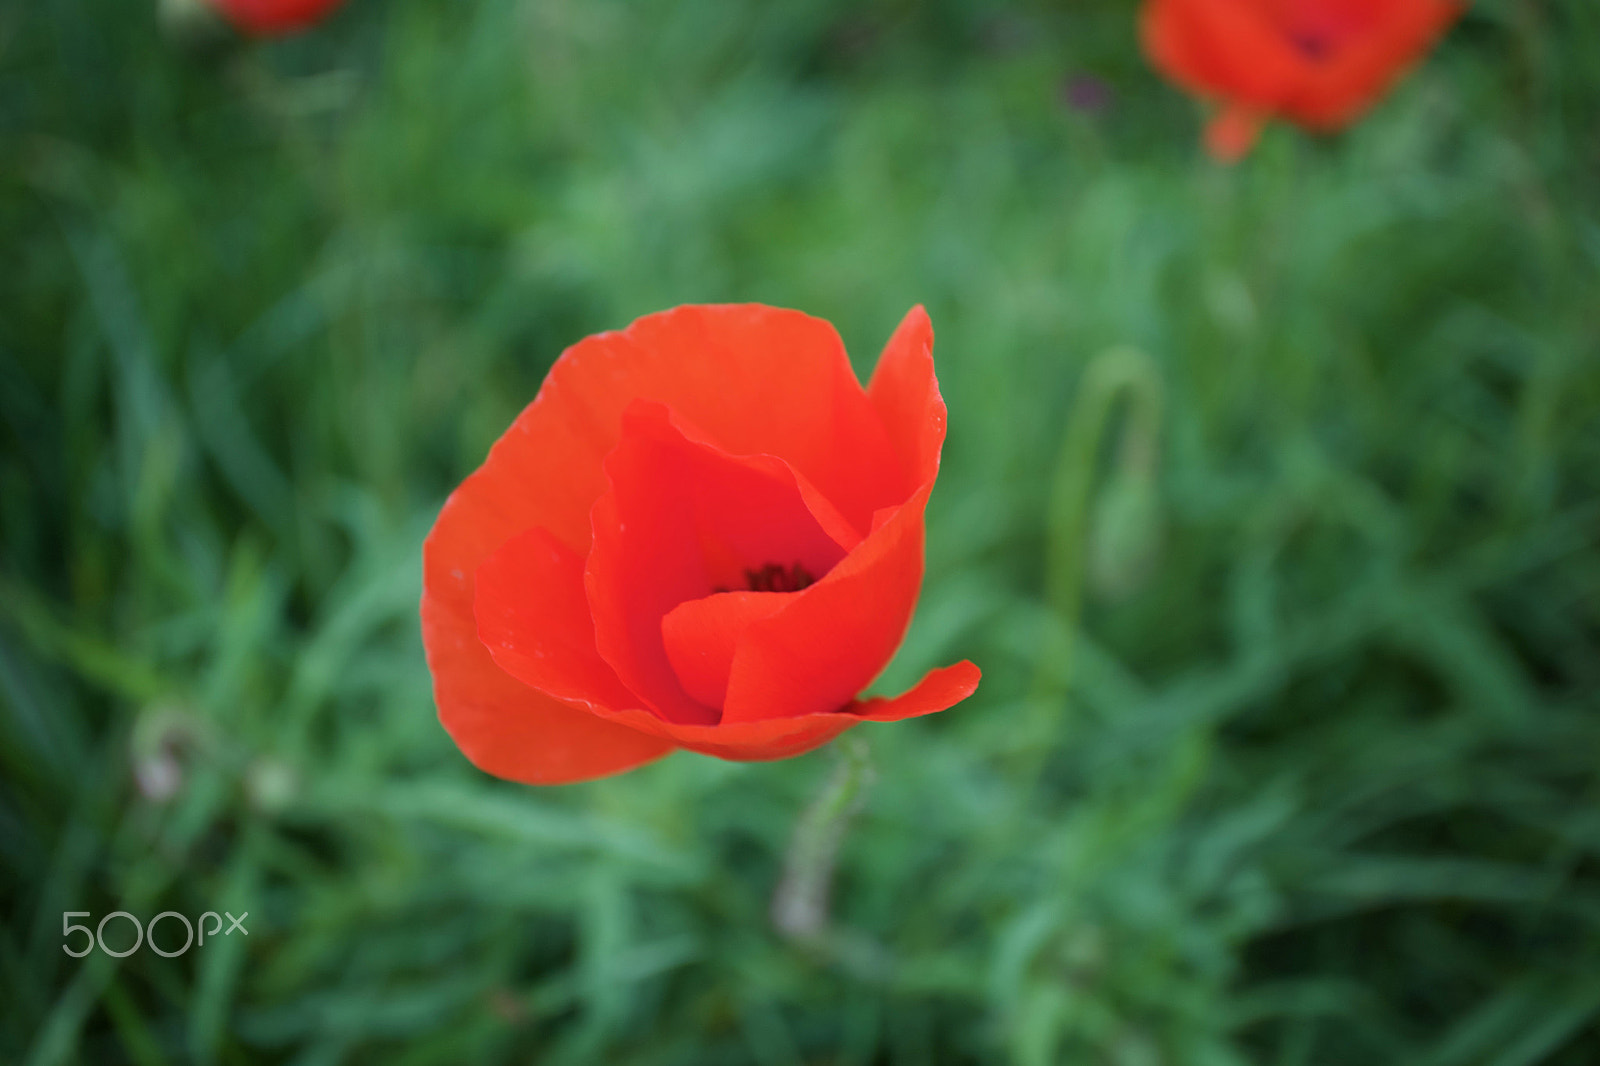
top-left (130, 703), bottom-right (210, 805)
top-left (244, 757), bottom-right (297, 813)
top-left (135, 750), bottom-right (184, 802)
top-left (1087, 467), bottom-right (1163, 602)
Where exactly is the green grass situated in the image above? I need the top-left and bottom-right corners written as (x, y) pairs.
top-left (2, 0), bottom-right (1599, 1063)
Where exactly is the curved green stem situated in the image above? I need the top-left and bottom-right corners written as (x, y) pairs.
top-left (1031, 346), bottom-right (1165, 722)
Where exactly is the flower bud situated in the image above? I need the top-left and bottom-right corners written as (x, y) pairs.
top-left (1087, 465), bottom-right (1164, 602)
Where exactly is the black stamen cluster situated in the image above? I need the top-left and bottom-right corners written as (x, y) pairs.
top-left (742, 562), bottom-right (816, 593)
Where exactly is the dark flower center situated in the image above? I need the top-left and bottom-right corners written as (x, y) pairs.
top-left (1267, 0), bottom-right (1380, 62)
top-left (730, 562), bottom-right (816, 594)
top-left (1289, 31), bottom-right (1333, 60)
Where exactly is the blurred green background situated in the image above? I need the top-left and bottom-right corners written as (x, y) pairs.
top-left (3, 1), bottom-right (1599, 1063)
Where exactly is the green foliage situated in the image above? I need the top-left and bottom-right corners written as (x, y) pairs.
top-left (3, 1), bottom-right (1599, 1063)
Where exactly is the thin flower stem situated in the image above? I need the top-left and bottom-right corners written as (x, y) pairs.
top-left (1028, 347), bottom-right (1165, 744)
top-left (770, 735), bottom-right (888, 979)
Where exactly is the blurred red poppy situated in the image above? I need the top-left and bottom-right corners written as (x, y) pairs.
top-left (1141, 0), bottom-right (1463, 161)
top-left (207, 0), bottom-right (346, 36)
top-left (421, 305), bottom-right (981, 785)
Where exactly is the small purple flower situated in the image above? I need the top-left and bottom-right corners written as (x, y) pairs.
top-left (1062, 74), bottom-right (1115, 117)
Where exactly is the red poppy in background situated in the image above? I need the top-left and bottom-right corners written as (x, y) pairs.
top-left (421, 305), bottom-right (981, 785)
top-left (1141, 0), bottom-right (1463, 161)
top-left (206, 0), bottom-right (346, 36)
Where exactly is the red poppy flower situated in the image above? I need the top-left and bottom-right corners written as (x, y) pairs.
top-left (421, 305), bottom-right (981, 785)
top-left (206, 0), bottom-right (346, 36)
top-left (1141, 0), bottom-right (1463, 161)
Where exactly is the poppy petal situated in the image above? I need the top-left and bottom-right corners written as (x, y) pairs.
top-left (587, 402), bottom-right (853, 725)
top-left (662, 591), bottom-right (795, 709)
top-left (1141, 0), bottom-right (1306, 113)
top-left (720, 483), bottom-right (933, 724)
top-left (851, 660), bottom-right (983, 721)
top-left (209, 0), bottom-right (344, 34)
top-left (651, 403), bottom-right (864, 553)
top-left (1142, 0), bottom-right (1463, 135)
top-left (422, 517), bottom-right (671, 784)
top-left (475, 305), bottom-right (906, 556)
top-left (589, 704), bottom-right (857, 762)
top-left (1287, 0), bottom-right (1463, 128)
top-left (581, 660), bottom-right (980, 762)
top-left (1205, 106), bottom-right (1265, 162)
top-left (867, 306), bottom-right (946, 489)
top-left (609, 306), bottom-right (910, 532)
top-left (474, 526), bottom-right (641, 714)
